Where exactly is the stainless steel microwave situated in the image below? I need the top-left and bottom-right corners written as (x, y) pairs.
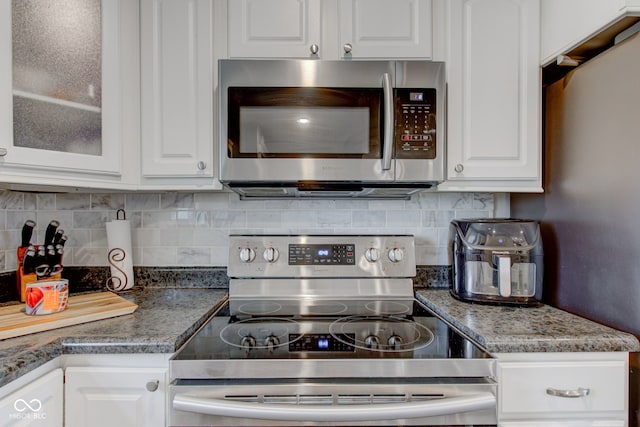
top-left (219, 59), bottom-right (445, 199)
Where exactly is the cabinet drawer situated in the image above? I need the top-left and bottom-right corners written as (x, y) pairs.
top-left (499, 361), bottom-right (626, 415)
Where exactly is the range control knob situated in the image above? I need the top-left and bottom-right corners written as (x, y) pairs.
top-left (388, 335), bottom-right (404, 350)
top-left (240, 335), bottom-right (256, 353)
top-left (264, 335), bottom-right (280, 352)
top-left (388, 248), bottom-right (404, 263)
top-left (263, 247), bottom-right (279, 263)
top-left (239, 247), bottom-right (256, 263)
top-left (364, 335), bottom-right (380, 350)
top-left (364, 247), bottom-right (380, 263)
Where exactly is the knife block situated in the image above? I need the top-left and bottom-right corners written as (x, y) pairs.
top-left (17, 246), bottom-right (62, 303)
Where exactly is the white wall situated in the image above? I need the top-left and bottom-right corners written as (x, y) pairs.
top-left (0, 190), bottom-right (501, 271)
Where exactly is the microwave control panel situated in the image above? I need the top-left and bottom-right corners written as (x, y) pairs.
top-left (394, 88), bottom-right (437, 159)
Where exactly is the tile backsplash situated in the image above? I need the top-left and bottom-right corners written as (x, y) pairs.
top-left (0, 190), bottom-right (498, 272)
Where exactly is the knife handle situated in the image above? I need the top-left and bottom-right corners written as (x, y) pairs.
top-left (52, 229), bottom-right (64, 245)
top-left (22, 248), bottom-right (36, 274)
top-left (44, 220), bottom-right (60, 245)
top-left (21, 220), bottom-right (36, 247)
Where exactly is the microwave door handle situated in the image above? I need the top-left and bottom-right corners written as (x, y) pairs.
top-left (382, 72), bottom-right (393, 171)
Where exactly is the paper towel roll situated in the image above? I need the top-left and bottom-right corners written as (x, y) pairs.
top-left (105, 218), bottom-right (134, 291)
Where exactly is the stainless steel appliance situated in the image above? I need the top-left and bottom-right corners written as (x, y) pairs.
top-left (450, 219), bottom-right (543, 306)
top-left (169, 235), bottom-right (496, 426)
top-left (219, 60), bottom-right (445, 199)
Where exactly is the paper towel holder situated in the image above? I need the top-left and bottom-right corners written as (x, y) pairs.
top-left (106, 209), bottom-right (134, 292)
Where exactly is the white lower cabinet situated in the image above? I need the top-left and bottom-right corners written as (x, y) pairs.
top-left (64, 366), bottom-right (166, 427)
top-left (0, 368), bottom-right (64, 427)
top-left (497, 353), bottom-right (629, 426)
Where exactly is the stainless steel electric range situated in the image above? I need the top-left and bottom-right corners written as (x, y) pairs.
top-left (169, 235), bottom-right (497, 426)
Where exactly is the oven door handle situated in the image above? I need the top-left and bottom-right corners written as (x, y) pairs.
top-left (381, 72), bottom-right (393, 171)
top-left (173, 392), bottom-right (495, 422)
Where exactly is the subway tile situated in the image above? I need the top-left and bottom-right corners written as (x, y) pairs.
top-left (126, 194), bottom-right (161, 211)
top-left (246, 210), bottom-right (282, 227)
top-left (92, 194), bottom-right (125, 211)
top-left (282, 210), bottom-right (318, 227)
top-left (73, 247), bottom-right (108, 266)
top-left (439, 193), bottom-right (475, 210)
top-left (211, 210), bottom-right (246, 228)
top-left (317, 211), bottom-right (351, 228)
top-left (386, 210), bottom-right (420, 227)
top-left (142, 211), bottom-right (178, 229)
top-left (160, 228), bottom-right (195, 247)
top-left (334, 199), bottom-right (369, 210)
top-left (6, 211), bottom-right (37, 230)
top-left (211, 246), bottom-right (229, 265)
top-left (351, 210), bottom-right (386, 228)
top-left (142, 247), bottom-right (177, 266)
top-left (406, 192), bottom-right (439, 210)
top-left (90, 228), bottom-right (108, 248)
top-left (177, 247), bottom-right (211, 266)
top-left (56, 193), bottom-right (91, 210)
top-left (0, 230), bottom-right (14, 251)
top-left (193, 229), bottom-right (228, 247)
top-left (0, 191), bottom-right (23, 210)
top-left (36, 194), bottom-right (55, 210)
top-left (133, 228), bottom-right (161, 248)
top-left (24, 193), bottom-right (37, 210)
top-left (194, 193), bottom-right (230, 210)
top-left (73, 211), bottom-right (110, 229)
top-left (161, 192), bottom-right (195, 210)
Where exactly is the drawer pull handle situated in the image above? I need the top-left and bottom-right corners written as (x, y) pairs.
top-left (546, 387), bottom-right (590, 398)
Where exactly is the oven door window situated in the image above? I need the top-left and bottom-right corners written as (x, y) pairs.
top-left (227, 88), bottom-right (382, 159)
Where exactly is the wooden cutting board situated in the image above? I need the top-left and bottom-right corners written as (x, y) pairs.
top-left (0, 292), bottom-right (138, 340)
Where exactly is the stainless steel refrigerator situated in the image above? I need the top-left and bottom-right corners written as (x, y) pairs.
top-left (511, 30), bottom-right (640, 424)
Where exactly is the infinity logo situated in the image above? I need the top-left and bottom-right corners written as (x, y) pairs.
top-left (13, 398), bottom-right (42, 412)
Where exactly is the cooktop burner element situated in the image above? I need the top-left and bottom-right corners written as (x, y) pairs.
top-left (219, 317), bottom-right (302, 352)
top-left (328, 315), bottom-right (435, 353)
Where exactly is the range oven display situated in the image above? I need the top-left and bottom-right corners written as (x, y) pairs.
top-left (289, 244), bottom-right (355, 265)
top-left (289, 333), bottom-right (355, 352)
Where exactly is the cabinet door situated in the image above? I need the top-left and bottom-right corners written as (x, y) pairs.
top-left (228, 0), bottom-right (322, 58)
top-left (445, 0), bottom-right (541, 189)
top-left (65, 367), bottom-right (166, 427)
top-left (337, 0), bottom-right (433, 59)
top-left (540, 0), bottom-right (640, 66)
top-left (0, 0), bottom-right (138, 181)
top-left (140, 0), bottom-right (215, 180)
top-left (0, 368), bottom-right (63, 427)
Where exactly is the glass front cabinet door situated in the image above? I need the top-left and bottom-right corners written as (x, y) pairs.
top-left (0, 0), bottom-right (138, 188)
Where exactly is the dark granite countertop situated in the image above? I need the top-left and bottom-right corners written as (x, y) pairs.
top-left (416, 289), bottom-right (640, 353)
top-left (0, 288), bottom-right (227, 388)
top-left (2, 283), bottom-right (639, 390)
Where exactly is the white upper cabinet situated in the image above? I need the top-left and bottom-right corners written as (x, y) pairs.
top-left (440, 0), bottom-right (542, 192)
top-left (228, 0), bottom-right (322, 58)
top-left (227, 0), bottom-right (434, 59)
top-left (0, 0), bottom-right (139, 189)
top-left (140, 0), bottom-right (220, 189)
top-left (337, 0), bottom-right (433, 59)
top-left (541, 0), bottom-right (640, 66)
